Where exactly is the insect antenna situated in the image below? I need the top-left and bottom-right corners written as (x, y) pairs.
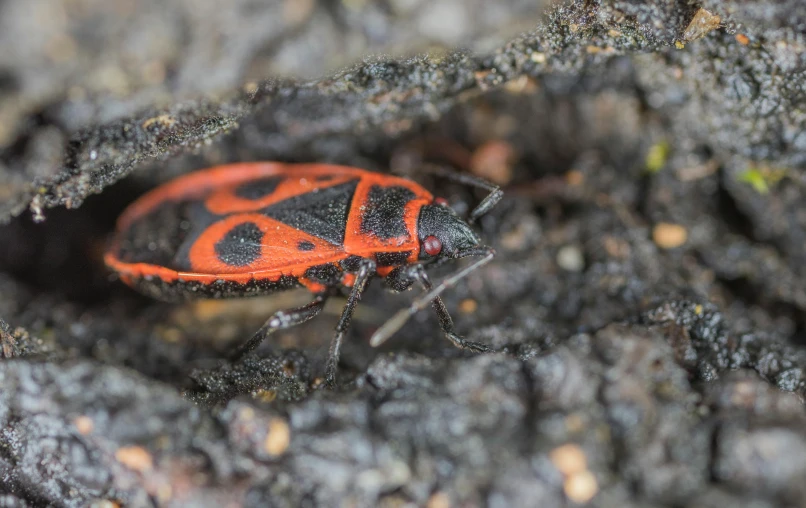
top-left (369, 247), bottom-right (495, 347)
top-left (419, 164), bottom-right (503, 224)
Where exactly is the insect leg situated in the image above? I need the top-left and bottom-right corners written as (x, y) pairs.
top-left (229, 294), bottom-right (328, 361)
top-left (419, 163), bottom-right (503, 224)
top-left (325, 259), bottom-right (376, 387)
top-left (369, 247), bottom-right (495, 347)
top-left (413, 265), bottom-right (492, 353)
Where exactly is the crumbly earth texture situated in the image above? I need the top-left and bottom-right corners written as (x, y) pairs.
top-left (2, 0), bottom-right (806, 506)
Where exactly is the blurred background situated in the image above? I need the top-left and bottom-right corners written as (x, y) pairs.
top-left (2, 1), bottom-right (806, 506)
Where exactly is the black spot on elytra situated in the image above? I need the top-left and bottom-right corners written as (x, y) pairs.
top-left (117, 199), bottom-right (221, 272)
top-left (214, 222), bottom-right (263, 266)
top-left (298, 240), bottom-right (315, 251)
top-left (234, 176), bottom-right (283, 200)
top-left (262, 180), bottom-right (358, 245)
top-left (360, 185), bottom-right (416, 239)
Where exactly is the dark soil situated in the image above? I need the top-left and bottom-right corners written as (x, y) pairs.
top-left (2, 0), bottom-right (806, 506)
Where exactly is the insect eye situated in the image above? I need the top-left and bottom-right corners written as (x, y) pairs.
top-left (423, 235), bottom-right (442, 256)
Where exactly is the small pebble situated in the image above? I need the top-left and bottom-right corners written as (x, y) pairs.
top-left (564, 470), bottom-right (598, 503)
top-left (115, 446), bottom-right (154, 472)
top-left (557, 245), bottom-right (585, 272)
top-left (459, 299), bottom-right (478, 314)
top-left (427, 492), bottom-right (451, 508)
top-left (551, 444), bottom-right (598, 503)
top-left (264, 418), bottom-right (291, 456)
top-left (550, 444), bottom-right (588, 475)
top-left (652, 223), bottom-right (688, 249)
top-left (73, 416), bottom-right (94, 435)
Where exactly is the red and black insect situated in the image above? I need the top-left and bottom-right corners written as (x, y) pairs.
top-left (105, 162), bottom-right (501, 385)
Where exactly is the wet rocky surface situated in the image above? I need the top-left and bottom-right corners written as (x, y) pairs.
top-left (2, 0), bottom-right (806, 506)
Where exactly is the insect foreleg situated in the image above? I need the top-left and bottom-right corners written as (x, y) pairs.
top-left (325, 259), bottom-right (376, 387)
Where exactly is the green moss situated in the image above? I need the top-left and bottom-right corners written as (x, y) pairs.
top-left (645, 141), bottom-right (670, 173)
top-left (738, 166), bottom-right (788, 195)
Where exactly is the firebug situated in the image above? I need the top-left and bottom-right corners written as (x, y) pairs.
top-left (105, 162), bottom-right (501, 386)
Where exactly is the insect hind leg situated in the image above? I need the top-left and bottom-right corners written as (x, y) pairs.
top-left (229, 294), bottom-right (328, 361)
